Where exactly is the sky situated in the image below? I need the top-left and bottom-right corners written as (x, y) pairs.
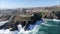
top-left (0, 0), bottom-right (60, 9)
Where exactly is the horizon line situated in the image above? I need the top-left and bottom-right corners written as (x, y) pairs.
top-left (0, 5), bottom-right (60, 9)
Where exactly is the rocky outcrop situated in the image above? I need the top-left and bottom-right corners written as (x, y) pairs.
top-left (0, 12), bottom-right (42, 31)
top-left (55, 11), bottom-right (60, 19)
top-left (24, 12), bottom-right (42, 30)
top-left (0, 21), bottom-right (19, 31)
top-left (44, 11), bottom-right (57, 19)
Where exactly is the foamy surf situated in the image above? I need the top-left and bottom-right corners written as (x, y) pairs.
top-left (0, 19), bottom-right (60, 34)
top-left (0, 21), bottom-right (9, 26)
top-left (53, 19), bottom-right (60, 21)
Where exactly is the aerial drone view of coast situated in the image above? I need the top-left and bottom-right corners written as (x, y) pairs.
top-left (0, 0), bottom-right (60, 34)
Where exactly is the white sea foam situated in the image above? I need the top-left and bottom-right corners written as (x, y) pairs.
top-left (0, 21), bottom-right (9, 26)
top-left (0, 19), bottom-right (60, 34)
top-left (0, 20), bottom-right (43, 34)
top-left (53, 19), bottom-right (60, 21)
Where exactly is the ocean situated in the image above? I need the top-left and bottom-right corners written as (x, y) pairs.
top-left (0, 19), bottom-right (60, 34)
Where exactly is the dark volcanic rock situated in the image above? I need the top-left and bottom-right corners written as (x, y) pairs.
top-left (24, 12), bottom-right (42, 30)
top-left (55, 11), bottom-right (60, 19)
top-left (21, 21), bottom-right (26, 27)
top-left (0, 12), bottom-right (42, 31)
top-left (0, 21), bottom-right (20, 31)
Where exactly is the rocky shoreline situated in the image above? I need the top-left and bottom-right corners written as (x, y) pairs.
top-left (0, 10), bottom-right (60, 31)
top-left (0, 7), bottom-right (60, 31)
top-left (0, 13), bottom-right (42, 31)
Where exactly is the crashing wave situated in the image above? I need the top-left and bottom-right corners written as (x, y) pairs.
top-left (0, 19), bottom-right (60, 34)
top-left (0, 21), bottom-right (9, 26)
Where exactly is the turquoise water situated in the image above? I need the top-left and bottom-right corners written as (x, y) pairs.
top-left (36, 19), bottom-right (60, 34)
top-left (0, 19), bottom-right (60, 34)
top-left (16, 19), bottom-right (60, 34)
